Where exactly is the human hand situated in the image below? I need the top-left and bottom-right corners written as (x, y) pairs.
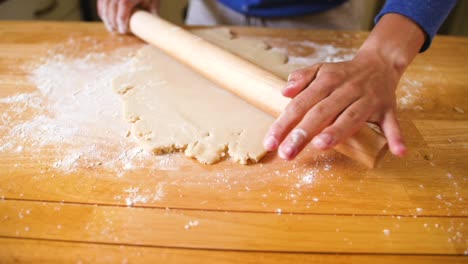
top-left (97, 0), bottom-right (159, 34)
top-left (263, 49), bottom-right (407, 160)
top-left (263, 13), bottom-right (427, 161)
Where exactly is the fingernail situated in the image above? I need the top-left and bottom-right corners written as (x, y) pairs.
top-left (117, 21), bottom-right (126, 34)
top-left (282, 82), bottom-right (296, 94)
top-left (263, 136), bottom-right (278, 151)
top-left (103, 20), bottom-right (115, 32)
top-left (285, 81), bottom-right (295, 90)
top-left (118, 25), bottom-right (125, 34)
top-left (104, 21), bottom-right (112, 31)
top-left (395, 144), bottom-right (407, 156)
top-left (290, 129), bottom-right (307, 144)
top-left (312, 133), bottom-right (333, 149)
top-left (279, 145), bottom-right (297, 160)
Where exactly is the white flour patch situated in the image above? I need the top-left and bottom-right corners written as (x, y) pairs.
top-left (118, 182), bottom-right (167, 207)
top-left (0, 40), bottom-right (182, 181)
top-left (281, 40), bottom-right (357, 65)
top-left (397, 77), bottom-right (426, 110)
top-left (184, 220), bottom-right (200, 230)
top-left (301, 170), bottom-right (317, 185)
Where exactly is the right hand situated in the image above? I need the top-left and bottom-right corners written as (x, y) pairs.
top-left (97, 0), bottom-right (159, 34)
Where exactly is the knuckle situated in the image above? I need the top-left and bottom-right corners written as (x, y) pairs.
top-left (317, 71), bottom-right (336, 84)
top-left (314, 80), bottom-right (334, 95)
top-left (310, 103), bottom-right (326, 116)
top-left (326, 126), bottom-right (340, 137)
top-left (289, 69), bottom-right (307, 82)
top-left (343, 82), bottom-right (360, 93)
top-left (271, 119), bottom-right (291, 135)
top-left (285, 99), bottom-right (307, 116)
top-left (269, 124), bottom-right (283, 136)
top-left (345, 109), bottom-right (361, 121)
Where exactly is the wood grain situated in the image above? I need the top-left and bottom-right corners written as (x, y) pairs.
top-left (413, 120), bottom-right (468, 148)
top-left (0, 21), bottom-right (467, 262)
top-left (2, 238), bottom-right (466, 264)
top-left (0, 200), bottom-right (466, 254)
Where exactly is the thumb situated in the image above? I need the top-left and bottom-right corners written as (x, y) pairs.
top-left (381, 110), bottom-right (406, 157)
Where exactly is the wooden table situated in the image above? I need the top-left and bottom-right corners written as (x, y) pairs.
top-left (0, 21), bottom-right (467, 263)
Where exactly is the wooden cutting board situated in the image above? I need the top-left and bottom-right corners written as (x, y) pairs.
top-left (0, 21), bottom-right (467, 263)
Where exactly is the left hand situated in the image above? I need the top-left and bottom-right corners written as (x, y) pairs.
top-left (263, 48), bottom-right (407, 160)
top-left (97, 0), bottom-right (160, 34)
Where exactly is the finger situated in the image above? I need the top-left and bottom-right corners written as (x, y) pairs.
top-left (263, 78), bottom-right (334, 151)
top-left (277, 89), bottom-right (358, 160)
top-left (117, 0), bottom-right (139, 34)
top-left (381, 110), bottom-right (406, 156)
top-left (97, 0), bottom-right (104, 20)
top-left (142, 0), bottom-right (160, 14)
top-left (107, 0), bottom-right (119, 32)
top-left (282, 65), bottom-right (321, 98)
top-left (313, 99), bottom-right (371, 150)
top-left (99, 0), bottom-right (112, 31)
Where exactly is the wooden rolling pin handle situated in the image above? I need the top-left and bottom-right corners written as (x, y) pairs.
top-left (129, 11), bottom-right (388, 168)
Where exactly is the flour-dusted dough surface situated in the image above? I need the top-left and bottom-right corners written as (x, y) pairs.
top-left (191, 28), bottom-right (298, 80)
top-left (113, 46), bottom-right (275, 164)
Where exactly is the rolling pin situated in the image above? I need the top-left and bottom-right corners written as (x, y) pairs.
top-left (129, 11), bottom-right (388, 168)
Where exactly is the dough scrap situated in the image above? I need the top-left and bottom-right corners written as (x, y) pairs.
top-left (113, 29), bottom-right (300, 164)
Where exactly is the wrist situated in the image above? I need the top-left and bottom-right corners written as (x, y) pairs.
top-left (357, 13), bottom-right (425, 76)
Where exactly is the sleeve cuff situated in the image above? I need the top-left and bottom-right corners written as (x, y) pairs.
top-left (374, 0), bottom-right (457, 53)
top-left (374, 11), bottom-right (431, 52)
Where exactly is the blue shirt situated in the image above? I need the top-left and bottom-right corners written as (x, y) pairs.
top-left (218, 0), bottom-right (348, 17)
top-left (376, 0), bottom-right (457, 51)
top-left (218, 0), bottom-right (457, 51)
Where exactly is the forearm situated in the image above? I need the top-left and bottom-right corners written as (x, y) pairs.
top-left (358, 13), bottom-right (425, 76)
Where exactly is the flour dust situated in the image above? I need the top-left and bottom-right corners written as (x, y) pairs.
top-left (0, 40), bottom-right (182, 180)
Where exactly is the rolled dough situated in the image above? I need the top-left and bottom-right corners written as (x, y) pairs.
top-left (113, 29), bottom-right (302, 164)
top-left (191, 28), bottom-right (298, 80)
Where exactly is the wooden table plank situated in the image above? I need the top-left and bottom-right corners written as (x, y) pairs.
top-left (2, 238), bottom-right (465, 264)
top-left (0, 200), bottom-right (466, 254)
top-left (0, 146), bottom-right (466, 216)
top-left (413, 120), bottom-right (468, 148)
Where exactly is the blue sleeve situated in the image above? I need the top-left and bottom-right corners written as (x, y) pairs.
top-left (375, 0), bottom-right (457, 52)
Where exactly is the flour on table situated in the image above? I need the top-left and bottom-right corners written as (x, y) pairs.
top-left (0, 39), bottom-right (181, 176)
top-left (396, 77), bottom-right (426, 110)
